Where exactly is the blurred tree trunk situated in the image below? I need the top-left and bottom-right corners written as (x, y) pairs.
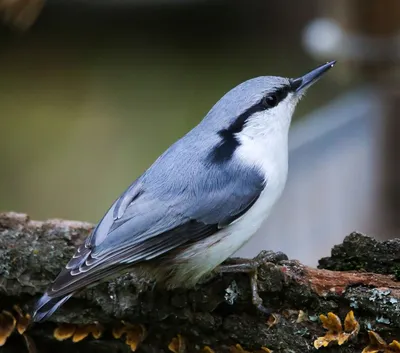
top-left (347, 0), bottom-right (400, 239)
top-left (319, 0), bottom-right (400, 239)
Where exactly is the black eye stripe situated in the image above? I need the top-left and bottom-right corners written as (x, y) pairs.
top-left (208, 84), bottom-right (292, 164)
top-left (208, 102), bottom-right (261, 163)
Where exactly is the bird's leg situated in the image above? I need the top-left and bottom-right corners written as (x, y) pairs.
top-left (218, 258), bottom-right (272, 315)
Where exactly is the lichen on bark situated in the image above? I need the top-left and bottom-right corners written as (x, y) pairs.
top-left (1, 212), bottom-right (400, 353)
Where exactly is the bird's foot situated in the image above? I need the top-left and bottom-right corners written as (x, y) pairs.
top-left (218, 260), bottom-right (272, 315)
top-left (218, 251), bottom-right (287, 316)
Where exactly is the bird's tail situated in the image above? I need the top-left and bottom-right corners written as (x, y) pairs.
top-left (32, 292), bottom-right (74, 323)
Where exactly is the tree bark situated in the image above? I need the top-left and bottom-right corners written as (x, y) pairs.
top-left (1, 212), bottom-right (400, 353)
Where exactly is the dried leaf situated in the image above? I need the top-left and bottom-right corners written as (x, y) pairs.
top-left (112, 324), bottom-right (127, 339)
top-left (362, 331), bottom-right (400, 353)
top-left (202, 346), bottom-right (215, 353)
top-left (296, 310), bottom-right (307, 323)
top-left (314, 332), bottom-right (339, 349)
top-left (267, 314), bottom-right (279, 328)
top-left (72, 325), bottom-right (91, 343)
top-left (71, 323), bottom-right (104, 342)
top-left (368, 331), bottom-right (388, 347)
top-left (230, 344), bottom-right (248, 353)
top-left (260, 347), bottom-right (273, 353)
top-left (112, 321), bottom-right (146, 352)
top-left (314, 311), bottom-right (359, 349)
top-left (344, 310), bottom-right (360, 334)
top-left (54, 324), bottom-right (76, 341)
top-left (388, 340), bottom-right (400, 352)
top-left (362, 347), bottom-right (385, 353)
top-left (0, 311), bottom-right (16, 346)
top-left (13, 305), bottom-right (31, 335)
top-left (320, 312), bottom-right (342, 332)
top-left (168, 334), bottom-right (186, 353)
top-left (90, 322), bottom-right (104, 339)
top-left (125, 324), bottom-right (146, 352)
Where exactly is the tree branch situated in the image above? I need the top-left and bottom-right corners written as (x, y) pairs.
top-left (1, 212), bottom-right (400, 353)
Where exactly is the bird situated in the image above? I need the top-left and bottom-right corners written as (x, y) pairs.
top-left (32, 61), bottom-right (336, 322)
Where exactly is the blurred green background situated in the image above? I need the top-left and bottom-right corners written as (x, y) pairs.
top-left (0, 0), bottom-right (343, 222)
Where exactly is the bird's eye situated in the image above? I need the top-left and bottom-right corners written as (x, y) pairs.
top-left (262, 94), bottom-right (278, 108)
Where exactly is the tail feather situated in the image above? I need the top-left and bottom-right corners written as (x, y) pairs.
top-left (32, 264), bottom-right (132, 322)
top-left (32, 292), bottom-right (74, 323)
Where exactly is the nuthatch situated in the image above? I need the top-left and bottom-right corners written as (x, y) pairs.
top-left (33, 61), bottom-right (336, 322)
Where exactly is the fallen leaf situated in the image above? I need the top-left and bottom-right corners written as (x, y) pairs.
top-left (72, 325), bottom-right (91, 343)
top-left (368, 331), bottom-right (388, 347)
top-left (53, 324), bottom-right (76, 341)
top-left (113, 321), bottom-right (146, 352)
top-left (320, 312), bottom-right (342, 332)
top-left (314, 311), bottom-right (359, 349)
top-left (362, 331), bottom-right (400, 353)
top-left (267, 314), bottom-right (279, 328)
top-left (112, 324), bottom-right (126, 339)
top-left (91, 322), bottom-right (104, 339)
top-left (13, 305), bottom-right (31, 335)
top-left (388, 341), bottom-right (400, 351)
top-left (296, 310), bottom-right (307, 323)
top-left (0, 311), bottom-right (16, 346)
top-left (125, 324), bottom-right (146, 352)
top-left (72, 323), bottom-right (104, 342)
top-left (261, 347), bottom-right (273, 353)
top-left (344, 310), bottom-right (360, 334)
top-left (168, 334), bottom-right (186, 353)
top-left (230, 344), bottom-right (248, 352)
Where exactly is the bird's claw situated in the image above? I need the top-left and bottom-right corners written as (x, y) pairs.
top-left (218, 258), bottom-right (274, 316)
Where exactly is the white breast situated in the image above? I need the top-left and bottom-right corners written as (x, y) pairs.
top-left (172, 128), bottom-right (289, 285)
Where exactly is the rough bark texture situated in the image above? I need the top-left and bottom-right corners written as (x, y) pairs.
top-left (1, 212), bottom-right (400, 353)
top-left (318, 232), bottom-right (400, 279)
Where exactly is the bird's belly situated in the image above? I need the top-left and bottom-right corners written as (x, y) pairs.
top-left (167, 179), bottom-right (286, 287)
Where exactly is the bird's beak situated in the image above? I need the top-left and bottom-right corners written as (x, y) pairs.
top-left (290, 61), bottom-right (336, 93)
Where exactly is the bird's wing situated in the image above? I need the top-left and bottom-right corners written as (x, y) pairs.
top-left (47, 167), bottom-right (265, 297)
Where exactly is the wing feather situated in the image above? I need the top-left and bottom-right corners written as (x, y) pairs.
top-left (47, 163), bottom-right (265, 297)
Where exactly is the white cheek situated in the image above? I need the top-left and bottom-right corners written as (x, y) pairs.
top-left (234, 99), bottom-right (295, 177)
top-left (241, 99), bottom-right (296, 138)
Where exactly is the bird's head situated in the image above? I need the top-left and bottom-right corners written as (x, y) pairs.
top-left (202, 61), bottom-right (336, 164)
